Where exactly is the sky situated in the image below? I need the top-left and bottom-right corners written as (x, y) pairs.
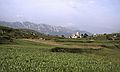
top-left (0, 0), bottom-right (120, 33)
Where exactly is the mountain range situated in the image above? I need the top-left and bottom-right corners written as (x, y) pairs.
top-left (0, 21), bottom-right (91, 37)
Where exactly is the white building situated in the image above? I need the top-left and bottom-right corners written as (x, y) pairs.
top-left (70, 32), bottom-right (81, 38)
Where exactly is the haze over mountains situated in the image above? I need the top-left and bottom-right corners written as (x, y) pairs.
top-left (0, 21), bottom-right (91, 36)
top-left (0, 0), bottom-right (120, 33)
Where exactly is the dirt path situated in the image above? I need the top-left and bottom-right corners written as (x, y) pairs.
top-left (23, 39), bottom-right (103, 49)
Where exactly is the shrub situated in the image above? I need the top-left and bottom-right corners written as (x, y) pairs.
top-left (0, 36), bottom-right (13, 44)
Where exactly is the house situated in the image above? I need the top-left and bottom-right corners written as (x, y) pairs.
top-left (69, 32), bottom-right (81, 38)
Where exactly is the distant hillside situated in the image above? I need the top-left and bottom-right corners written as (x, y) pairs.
top-left (0, 25), bottom-right (61, 43)
top-left (0, 25), bottom-right (48, 39)
top-left (0, 21), bottom-right (91, 36)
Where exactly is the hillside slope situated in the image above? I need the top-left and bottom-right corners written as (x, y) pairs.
top-left (0, 25), bottom-right (59, 43)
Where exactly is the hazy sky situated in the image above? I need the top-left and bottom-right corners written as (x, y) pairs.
top-left (0, 0), bottom-right (120, 33)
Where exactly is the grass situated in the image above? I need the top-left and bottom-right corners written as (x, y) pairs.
top-left (0, 39), bottom-right (120, 72)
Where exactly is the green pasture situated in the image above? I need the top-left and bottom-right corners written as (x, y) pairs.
top-left (0, 39), bottom-right (120, 72)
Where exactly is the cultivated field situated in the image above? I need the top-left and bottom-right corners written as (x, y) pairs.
top-left (0, 39), bottom-right (120, 72)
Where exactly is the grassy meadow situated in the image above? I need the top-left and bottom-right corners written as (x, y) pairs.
top-left (0, 39), bottom-right (120, 72)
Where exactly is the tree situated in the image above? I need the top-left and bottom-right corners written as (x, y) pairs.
top-left (61, 35), bottom-right (65, 38)
top-left (84, 33), bottom-right (88, 38)
top-left (81, 34), bottom-right (84, 37)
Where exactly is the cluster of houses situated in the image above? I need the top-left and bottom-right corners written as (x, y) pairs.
top-left (69, 32), bottom-right (82, 38)
top-left (68, 32), bottom-right (90, 39)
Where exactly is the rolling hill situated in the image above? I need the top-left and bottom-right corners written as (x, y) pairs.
top-left (0, 25), bottom-right (59, 43)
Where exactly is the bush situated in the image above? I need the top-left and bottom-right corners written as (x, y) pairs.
top-left (51, 47), bottom-right (102, 54)
top-left (0, 36), bottom-right (13, 44)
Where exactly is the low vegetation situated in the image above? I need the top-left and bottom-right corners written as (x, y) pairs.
top-left (0, 39), bottom-right (120, 72)
top-left (0, 25), bottom-right (120, 72)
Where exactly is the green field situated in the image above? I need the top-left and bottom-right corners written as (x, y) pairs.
top-left (0, 39), bottom-right (120, 72)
